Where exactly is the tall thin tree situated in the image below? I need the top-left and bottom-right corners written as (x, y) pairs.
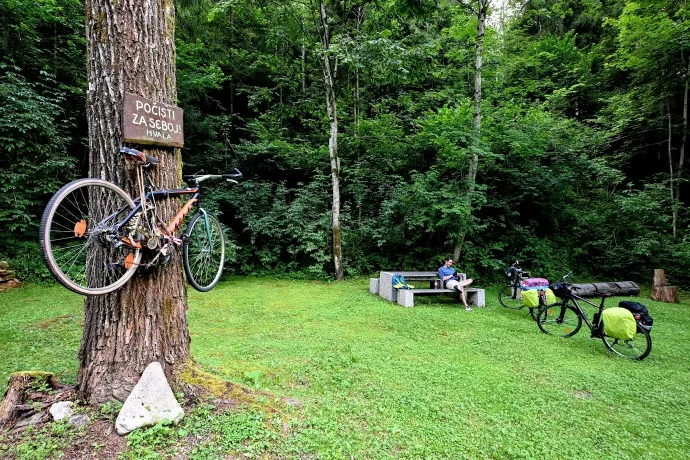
top-left (454, 0), bottom-right (489, 262)
top-left (80, 0), bottom-right (190, 403)
top-left (315, 0), bottom-right (344, 280)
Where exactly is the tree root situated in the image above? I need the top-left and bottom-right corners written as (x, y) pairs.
top-left (0, 371), bottom-right (74, 430)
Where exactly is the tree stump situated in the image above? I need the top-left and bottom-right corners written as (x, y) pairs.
top-left (652, 269), bottom-right (668, 287)
top-left (0, 372), bottom-right (73, 430)
top-left (652, 286), bottom-right (679, 303)
top-left (651, 269), bottom-right (679, 303)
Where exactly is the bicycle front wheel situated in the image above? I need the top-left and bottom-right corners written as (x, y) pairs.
top-left (39, 178), bottom-right (141, 295)
top-left (498, 283), bottom-right (523, 310)
top-left (183, 212), bottom-right (226, 292)
top-left (536, 302), bottom-right (582, 337)
top-left (602, 326), bottom-right (652, 360)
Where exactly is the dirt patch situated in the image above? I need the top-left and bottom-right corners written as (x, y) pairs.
top-left (61, 419), bottom-right (128, 459)
top-left (573, 390), bottom-right (593, 399)
top-left (29, 315), bottom-right (76, 330)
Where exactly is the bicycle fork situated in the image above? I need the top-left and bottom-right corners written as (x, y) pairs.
top-left (184, 209), bottom-right (214, 253)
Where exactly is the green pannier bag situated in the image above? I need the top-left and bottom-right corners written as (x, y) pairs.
top-left (522, 289), bottom-right (540, 308)
top-left (544, 288), bottom-right (556, 304)
top-left (602, 307), bottom-right (637, 341)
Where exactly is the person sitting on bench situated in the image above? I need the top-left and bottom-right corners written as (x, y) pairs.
top-left (438, 257), bottom-right (474, 311)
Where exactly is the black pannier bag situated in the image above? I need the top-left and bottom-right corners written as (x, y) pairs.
top-left (549, 281), bottom-right (570, 299)
top-left (619, 301), bottom-right (654, 329)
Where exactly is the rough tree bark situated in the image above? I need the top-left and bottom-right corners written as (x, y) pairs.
top-left (454, 0), bottom-right (488, 262)
top-left (318, 1), bottom-right (344, 281)
top-left (80, 0), bottom-right (190, 404)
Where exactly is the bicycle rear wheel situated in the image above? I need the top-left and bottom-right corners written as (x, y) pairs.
top-left (498, 283), bottom-right (523, 310)
top-left (602, 326), bottom-right (652, 360)
top-left (536, 301), bottom-right (582, 337)
top-left (183, 212), bottom-right (225, 292)
top-left (39, 178), bottom-right (141, 295)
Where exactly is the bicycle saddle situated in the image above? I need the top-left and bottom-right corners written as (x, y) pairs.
top-left (120, 147), bottom-right (159, 164)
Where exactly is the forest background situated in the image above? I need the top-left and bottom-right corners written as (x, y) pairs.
top-left (1, 0), bottom-right (689, 287)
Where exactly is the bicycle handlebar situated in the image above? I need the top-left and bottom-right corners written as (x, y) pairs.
top-left (183, 168), bottom-right (243, 183)
top-left (223, 169), bottom-right (243, 179)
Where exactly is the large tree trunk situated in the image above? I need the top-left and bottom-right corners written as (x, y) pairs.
top-left (454, 0), bottom-right (488, 262)
top-left (81, 0), bottom-right (190, 404)
top-left (318, 2), bottom-right (344, 281)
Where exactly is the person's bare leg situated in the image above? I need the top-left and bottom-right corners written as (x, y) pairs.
top-left (458, 278), bottom-right (473, 309)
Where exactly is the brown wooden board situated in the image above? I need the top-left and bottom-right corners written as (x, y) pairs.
top-left (122, 93), bottom-right (184, 147)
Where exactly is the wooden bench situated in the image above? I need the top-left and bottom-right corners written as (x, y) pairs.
top-left (373, 271), bottom-right (485, 308)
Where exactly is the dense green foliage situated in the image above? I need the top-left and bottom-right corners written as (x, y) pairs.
top-left (1, 0), bottom-right (689, 285)
top-left (2, 279), bottom-right (689, 457)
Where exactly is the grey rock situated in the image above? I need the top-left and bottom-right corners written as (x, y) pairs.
top-left (50, 401), bottom-right (74, 421)
top-left (68, 414), bottom-right (90, 427)
top-left (115, 362), bottom-right (184, 435)
top-left (15, 412), bottom-right (47, 428)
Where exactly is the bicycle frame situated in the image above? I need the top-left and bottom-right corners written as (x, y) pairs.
top-left (507, 265), bottom-right (523, 297)
top-left (99, 187), bottom-right (201, 238)
top-left (556, 293), bottom-right (607, 335)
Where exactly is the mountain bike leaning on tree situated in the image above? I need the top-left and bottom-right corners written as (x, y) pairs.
top-left (39, 147), bottom-right (242, 295)
top-left (535, 273), bottom-right (653, 360)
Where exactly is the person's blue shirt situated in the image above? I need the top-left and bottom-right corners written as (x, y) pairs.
top-left (438, 266), bottom-right (456, 280)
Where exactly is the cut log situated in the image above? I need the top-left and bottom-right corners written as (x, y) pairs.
top-left (569, 282), bottom-right (640, 298)
top-left (652, 285), bottom-right (679, 303)
top-left (653, 269), bottom-right (669, 287)
top-left (0, 372), bottom-right (53, 429)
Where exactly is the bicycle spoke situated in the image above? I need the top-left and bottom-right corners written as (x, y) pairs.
top-left (183, 214), bottom-right (224, 291)
top-left (62, 242), bottom-right (89, 279)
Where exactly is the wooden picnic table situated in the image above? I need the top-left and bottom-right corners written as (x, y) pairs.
top-left (373, 270), bottom-right (483, 308)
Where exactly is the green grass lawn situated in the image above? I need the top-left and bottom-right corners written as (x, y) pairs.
top-left (1, 278), bottom-right (690, 458)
